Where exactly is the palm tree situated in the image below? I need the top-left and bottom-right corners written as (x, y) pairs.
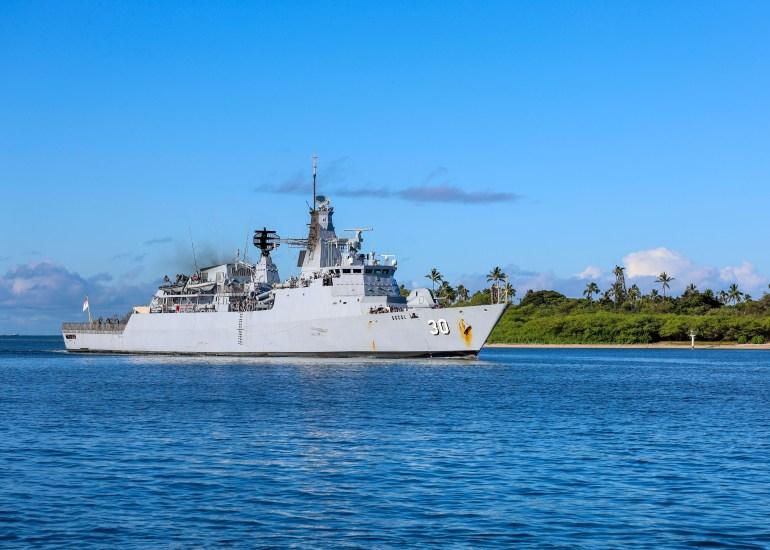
top-left (487, 266), bottom-right (506, 304)
top-left (437, 280), bottom-right (456, 303)
top-left (600, 289), bottom-right (613, 304)
top-left (684, 283), bottom-right (697, 296)
top-left (583, 282), bottom-right (600, 303)
top-left (628, 284), bottom-right (641, 303)
top-left (456, 284), bottom-right (469, 303)
top-left (425, 268), bottom-right (442, 293)
top-left (656, 272), bottom-right (674, 298)
top-left (487, 266), bottom-right (506, 286)
top-left (610, 265), bottom-right (627, 306)
top-left (503, 282), bottom-right (516, 304)
top-left (718, 290), bottom-right (728, 304)
top-left (649, 288), bottom-right (660, 301)
top-left (727, 283), bottom-right (743, 305)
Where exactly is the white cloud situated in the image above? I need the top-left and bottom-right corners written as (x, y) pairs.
top-left (577, 266), bottom-right (602, 280)
top-left (11, 279), bottom-right (34, 295)
top-left (719, 262), bottom-right (766, 289)
top-left (621, 247), bottom-right (767, 294)
top-left (0, 261), bottom-right (157, 333)
top-left (451, 249), bottom-right (769, 302)
top-left (623, 247), bottom-right (693, 278)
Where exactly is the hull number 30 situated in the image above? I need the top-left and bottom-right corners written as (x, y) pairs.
top-left (428, 319), bottom-right (450, 335)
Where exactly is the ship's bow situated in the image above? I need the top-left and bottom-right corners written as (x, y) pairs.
top-left (415, 303), bottom-right (506, 357)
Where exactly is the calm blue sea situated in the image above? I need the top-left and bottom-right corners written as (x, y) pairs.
top-left (1, 337), bottom-right (769, 548)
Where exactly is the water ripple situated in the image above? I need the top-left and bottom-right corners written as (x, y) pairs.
top-left (1, 339), bottom-right (770, 547)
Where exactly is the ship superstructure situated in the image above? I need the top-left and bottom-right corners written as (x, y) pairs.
top-left (62, 170), bottom-right (506, 357)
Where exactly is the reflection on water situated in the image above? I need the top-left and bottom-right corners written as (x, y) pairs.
top-left (1, 337), bottom-right (770, 547)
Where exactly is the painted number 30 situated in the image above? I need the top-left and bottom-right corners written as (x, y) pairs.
top-left (428, 319), bottom-right (450, 335)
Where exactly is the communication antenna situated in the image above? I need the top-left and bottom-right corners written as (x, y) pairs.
top-left (344, 228), bottom-right (373, 251)
top-left (188, 226), bottom-right (199, 272)
top-left (312, 154), bottom-right (318, 211)
top-left (344, 227), bottom-right (373, 238)
top-left (243, 224), bottom-right (250, 262)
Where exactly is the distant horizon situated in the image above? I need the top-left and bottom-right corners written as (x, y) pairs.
top-left (0, 334), bottom-right (60, 337)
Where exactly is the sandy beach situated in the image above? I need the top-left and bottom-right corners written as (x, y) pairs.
top-left (486, 342), bottom-right (770, 350)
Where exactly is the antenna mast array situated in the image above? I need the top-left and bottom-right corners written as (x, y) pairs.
top-left (312, 154), bottom-right (318, 211)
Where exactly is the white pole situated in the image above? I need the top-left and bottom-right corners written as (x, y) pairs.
top-left (503, 275), bottom-right (508, 304)
top-left (312, 154), bottom-right (318, 210)
top-left (86, 296), bottom-right (93, 324)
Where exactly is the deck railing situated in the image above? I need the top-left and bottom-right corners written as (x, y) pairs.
top-left (61, 321), bottom-right (128, 334)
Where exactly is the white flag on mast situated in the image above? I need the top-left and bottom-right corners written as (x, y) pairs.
top-left (82, 297), bottom-right (89, 312)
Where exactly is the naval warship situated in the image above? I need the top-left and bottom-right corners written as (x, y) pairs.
top-left (62, 166), bottom-right (506, 357)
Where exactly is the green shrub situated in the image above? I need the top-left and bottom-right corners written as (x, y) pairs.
top-left (751, 335), bottom-right (766, 344)
top-left (485, 295), bottom-right (770, 345)
top-left (519, 290), bottom-right (568, 308)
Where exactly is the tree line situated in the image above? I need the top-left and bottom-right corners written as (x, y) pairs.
top-left (400, 266), bottom-right (516, 305)
top-left (408, 263), bottom-right (769, 317)
top-left (485, 266), bottom-right (770, 344)
top-left (581, 265), bottom-right (764, 310)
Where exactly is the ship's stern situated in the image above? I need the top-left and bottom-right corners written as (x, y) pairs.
top-left (61, 321), bottom-right (128, 353)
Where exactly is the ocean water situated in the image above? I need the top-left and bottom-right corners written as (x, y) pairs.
top-left (1, 337), bottom-right (770, 548)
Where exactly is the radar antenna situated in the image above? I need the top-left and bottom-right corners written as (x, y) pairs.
top-left (344, 227), bottom-right (373, 252)
top-left (252, 227), bottom-right (281, 257)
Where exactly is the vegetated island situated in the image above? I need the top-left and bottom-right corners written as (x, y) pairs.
top-left (416, 267), bottom-right (770, 347)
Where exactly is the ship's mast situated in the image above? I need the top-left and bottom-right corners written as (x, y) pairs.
top-left (312, 154), bottom-right (318, 211)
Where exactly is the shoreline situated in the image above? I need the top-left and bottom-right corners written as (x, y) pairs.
top-left (485, 342), bottom-right (770, 350)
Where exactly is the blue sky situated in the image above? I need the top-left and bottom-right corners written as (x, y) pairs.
top-left (1, 1), bottom-right (769, 332)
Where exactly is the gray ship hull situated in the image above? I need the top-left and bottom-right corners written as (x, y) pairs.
top-left (62, 304), bottom-right (506, 358)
